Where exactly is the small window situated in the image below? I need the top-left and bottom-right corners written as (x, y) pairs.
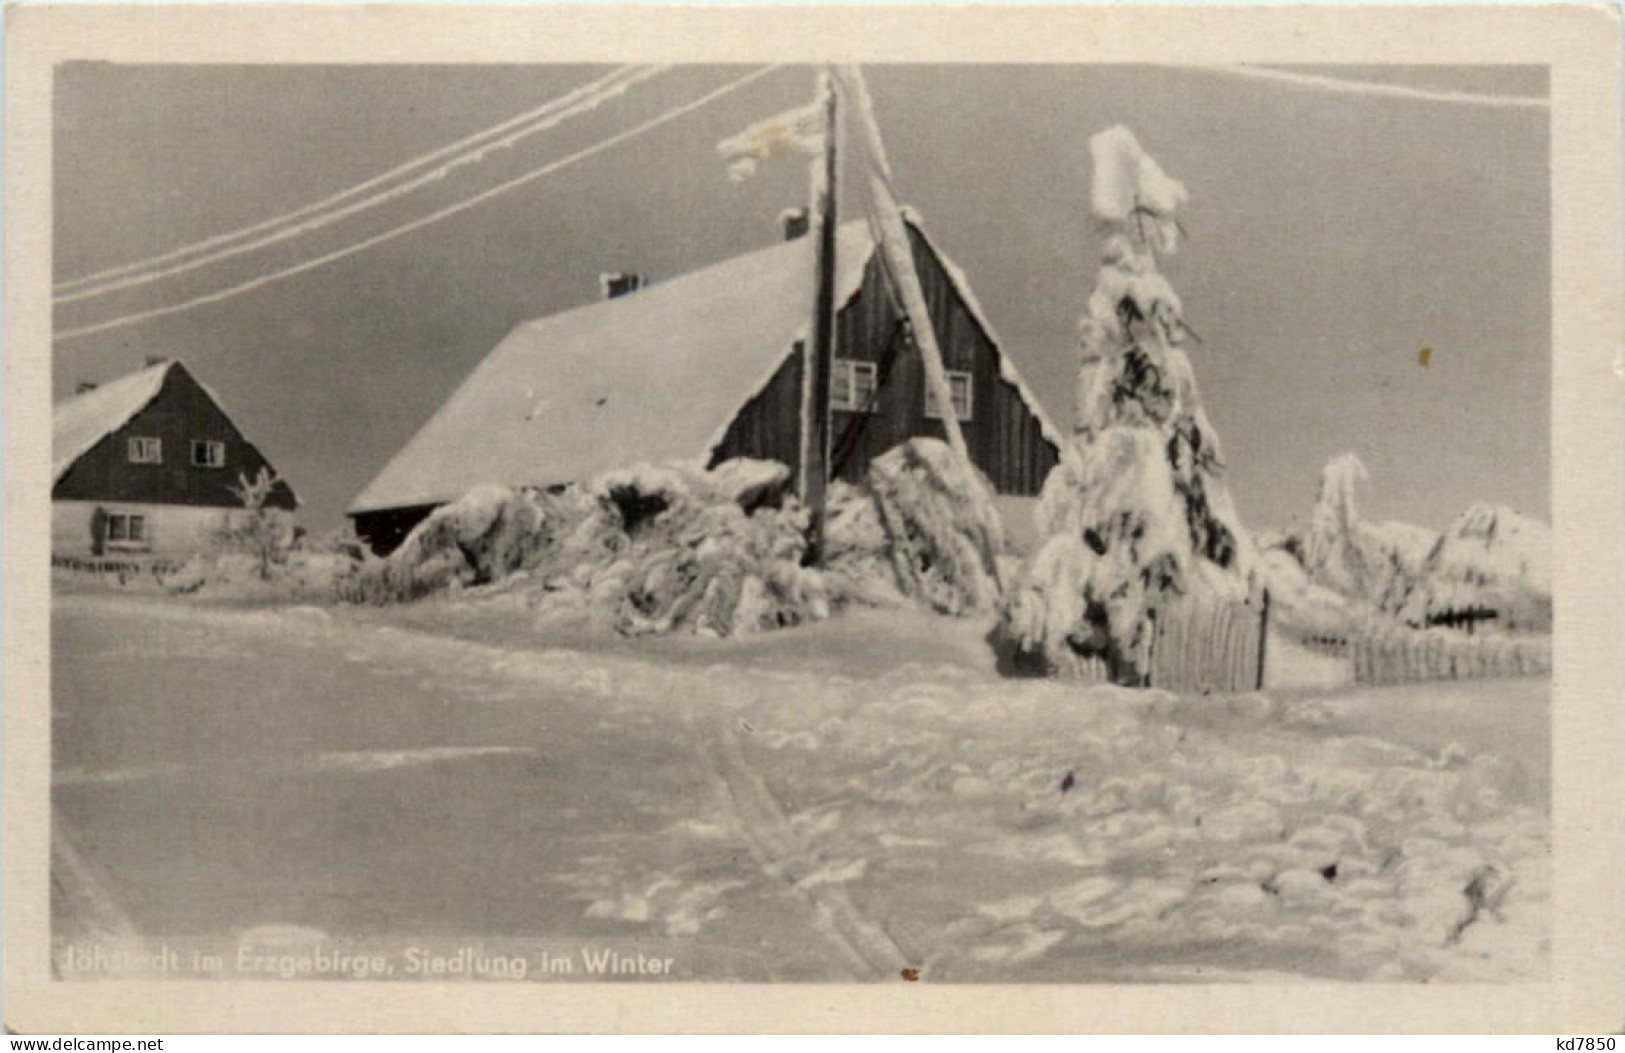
top-left (830, 359), bottom-right (878, 412)
top-left (925, 370), bottom-right (974, 422)
top-left (127, 437), bottom-right (162, 464)
top-left (105, 513), bottom-right (148, 548)
top-left (191, 440), bottom-right (226, 468)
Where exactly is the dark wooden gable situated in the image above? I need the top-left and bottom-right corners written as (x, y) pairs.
top-left (359, 225), bottom-right (1059, 556)
top-left (53, 364), bottom-right (297, 510)
top-left (710, 225), bottom-right (1060, 496)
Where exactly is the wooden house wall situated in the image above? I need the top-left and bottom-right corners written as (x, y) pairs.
top-left (357, 226), bottom-right (1060, 555)
top-left (352, 503), bottom-right (440, 557)
top-left (53, 365), bottom-right (297, 510)
top-left (52, 500), bottom-right (268, 559)
top-left (712, 227), bottom-right (1059, 495)
top-left (708, 350), bottom-right (805, 473)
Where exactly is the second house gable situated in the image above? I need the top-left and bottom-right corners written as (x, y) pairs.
top-left (52, 364), bottom-right (297, 510)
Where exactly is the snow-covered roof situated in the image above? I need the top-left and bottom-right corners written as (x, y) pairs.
top-left (53, 361), bottom-right (172, 484)
top-left (352, 216), bottom-right (1065, 515)
top-left (1381, 504), bottom-right (1551, 631)
top-left (1362, 519), bottom-right (1438, 567)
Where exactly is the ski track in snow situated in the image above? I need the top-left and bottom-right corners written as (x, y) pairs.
top-left (53, 592), bottom-right (1550, 982)
top-left (52, 818), bottom-right (141, 945)
top-left (693, 720), bottom-right (911, 981)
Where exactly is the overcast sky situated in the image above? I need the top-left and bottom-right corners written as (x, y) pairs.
top-left (53, 64), bottom-right (1549, 534)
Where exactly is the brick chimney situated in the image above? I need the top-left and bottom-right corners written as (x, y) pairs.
top-left (599, 272), bottom-right (643, 300)
top-left (76, 381), bottom-right (98, 395)
top-left (780, 207), bottom-right (810, 241)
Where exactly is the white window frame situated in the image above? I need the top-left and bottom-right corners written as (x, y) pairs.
top-left (127, 437), bottom-right (162, 465)
top-left (105, 512), bottom-right (150, 550)
top-left (191, 440), bottom-right (226, 468)
top-left (830, 359), bottom-right (878, 413)
top-left (925, 370), bottom-right (974, 422)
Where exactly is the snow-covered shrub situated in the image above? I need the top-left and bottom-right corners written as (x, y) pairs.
top-left (999, 532), bottom-right (1106, 678)
top-left (1395, 504), bottom-right (1551, 633)
top-left (163, 467), bottom-right (310, 597)
top-left (1003, 428), bottom-right (1247, 681)
top-left (575, 460), bottom-right (825, 636)
top-left (346, 484), bottom-right (594, 603)
top-left (1288, 452), bottom-right (1438, 615)
top-left (1269, 457), bottom-right (1548, 640)
top-left (167, 520), bottom-right (368, 601)
top-left (820, 441), bottom-right (1010, 617)
top-left (163, 551), bottom-right (264, 595)
top-left (821, 480), bottom-right (910, 609)
top-left (349, 441), bottom-right (1006, 636)
top-left (344, 477), bottom-right (617, 606)
top-left (212, 467), bottom-right (296, 581)
top-left (842, 438), bottom-right (1005, 616)
top-left (282, 551), bottom-right (364, 595)
top-left (349, 459), bottom-right (826, 636)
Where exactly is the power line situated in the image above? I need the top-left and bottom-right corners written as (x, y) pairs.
top-left (56, 65), bottom-right (669, 303)
top-left (1179, 64), bottom-right (1549, 110)
top-left (55, 64), bottom-right (646, 295)
top-left (54, 65), bottom-right (783, 344)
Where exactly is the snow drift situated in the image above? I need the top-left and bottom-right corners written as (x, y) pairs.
top-left (1256, 547), bottom-right (1359, 640)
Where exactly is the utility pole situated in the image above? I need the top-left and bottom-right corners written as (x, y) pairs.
top-left (835, 65), bottom-right (1000, 593)
top-left (835, 65), bottom-right (968, 460)
top-left (801, 69), bottom-right (839, 566)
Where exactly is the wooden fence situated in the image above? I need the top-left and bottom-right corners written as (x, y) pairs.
top-left (51, 554), bottom-right (184, 583)
top-left (1146, 589), bottom-right (1269, 694)
top-left (1054, 593), bottom-right (1548, 692)
top-left (1348, 628), bottom-right (1551, 685)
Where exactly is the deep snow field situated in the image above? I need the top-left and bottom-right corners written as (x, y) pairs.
top-left (52, 584), bottom-right (1549, 982)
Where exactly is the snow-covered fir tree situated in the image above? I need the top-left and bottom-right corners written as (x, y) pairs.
top-left (1291, 452), bottom-right (1437, 615)
top-left (1000, 126), bottom-right (1256, 682)
top-left (1301, 451), bottom-right (1371, 599)
top-left (1259, 452), bottom-right (1435, 635)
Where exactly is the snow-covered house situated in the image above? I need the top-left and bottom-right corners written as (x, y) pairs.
top-left (349, 213), bottom-right (1064, 554)
top-left (53, 359), bottom-right (298, 560)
